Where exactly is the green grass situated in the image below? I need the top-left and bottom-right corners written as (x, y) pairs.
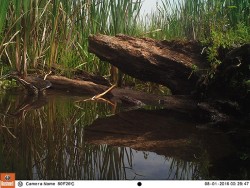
top-left (0, 0), bottom-right (249, 88)
top-left (0, 0), bottom-right (142, 75)
top-left (143, 0), bottom-right (249, 40)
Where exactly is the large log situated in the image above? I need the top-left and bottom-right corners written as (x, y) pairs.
top-left (88, 34), bottom-right (208, 95)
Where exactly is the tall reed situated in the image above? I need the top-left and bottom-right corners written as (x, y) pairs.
top-left (0, 0), bottom-right (143, 80)
top-left (145, 0), bottom-right (250, 41)
top-left (0, 0), bottom-right (9, 38)
top-left (0, 0), bottom-right (249, 85)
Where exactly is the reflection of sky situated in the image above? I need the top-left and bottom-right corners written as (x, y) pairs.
top-left (123, 147), bottom-right (195, 180)
top-left (125, 149), bottom-right (170, 179)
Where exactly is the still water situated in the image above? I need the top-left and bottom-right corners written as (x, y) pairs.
top-left (0, 90), bottom-right (249, 180)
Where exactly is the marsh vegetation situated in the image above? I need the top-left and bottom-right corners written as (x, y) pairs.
top-left (0, 0), bottom-right (249, 89)
top-left (0, 0), bottom-right (250, 180)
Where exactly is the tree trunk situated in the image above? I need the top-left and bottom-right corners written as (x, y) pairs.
top-left (88, 34), bottom-right (209, 95)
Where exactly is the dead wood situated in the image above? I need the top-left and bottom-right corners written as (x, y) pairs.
top-left (73, 69), bottom-right (111, 86)
top-left (47, 75), bottom-right (111, 96)
top-left (48, 63), bottom-right (111, 86)
top-left (45, 75), bottom-right (199, 110)
top-left (88, 34), bottom-right (209, 94)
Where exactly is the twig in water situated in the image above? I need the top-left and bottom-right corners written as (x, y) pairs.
top-left (74, 85), bottom-right (116, 107)
top-left (43, 70), bottom-right (52, 80)
top-left (91, 84), bottom-right (116, 100)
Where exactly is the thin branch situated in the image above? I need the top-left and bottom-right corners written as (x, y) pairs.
top-left (44, 70), bottom-right (52, 80)
top-left (92, 84), bottom-right (116, 100)
top-left (1, 125), bottom-right (17, 139)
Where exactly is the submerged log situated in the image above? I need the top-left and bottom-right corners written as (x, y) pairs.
top-left (89, 34), bottom-right (209, 95)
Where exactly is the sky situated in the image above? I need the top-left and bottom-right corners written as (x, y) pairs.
top-left (140, 0), bottom-right (163, 15)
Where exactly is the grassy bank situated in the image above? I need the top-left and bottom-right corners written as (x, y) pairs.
top-left (0, 0), bottom-right (249, 90)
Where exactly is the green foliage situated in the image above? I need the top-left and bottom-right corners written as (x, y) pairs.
top-left (149, 0), bottom-right (250, 41)
top-left (203, 22), bottom-right (250, 68)
top-left (0, 0), bottom-right (9, 37)
top-left (0, 80), bottom-right (16, 91)
top-left (245, 80), bottom-right (250, 86)
top-left (0, 0), bottom-right (249, 90)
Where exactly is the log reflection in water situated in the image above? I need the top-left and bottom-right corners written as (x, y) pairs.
top-left (0, 91), bottom-right (207, 180)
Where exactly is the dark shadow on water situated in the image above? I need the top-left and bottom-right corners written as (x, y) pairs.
top-left (0, 90), bottom-right (249, 180)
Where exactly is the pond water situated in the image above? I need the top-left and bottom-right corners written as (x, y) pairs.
top-left (0, 90), bottom-right (249, 180)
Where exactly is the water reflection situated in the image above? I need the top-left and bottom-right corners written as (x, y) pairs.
top-left (0, 90), bottom-right (249, 180)
top-left (122, 148), bottom-right (201, 180)
top-left (0, 90), bottom-right (204, 180)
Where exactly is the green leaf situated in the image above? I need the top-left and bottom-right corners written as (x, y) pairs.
top-left (0, 0), bottom-right (9, 35)
top-left (227, 6), bottom-right (237, 9)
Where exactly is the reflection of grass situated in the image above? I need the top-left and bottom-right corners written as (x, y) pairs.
top-left (166, 154), bottom-right (209, 180)
top-left (0, 92), bottom-right (131, 179)
top-left (0, 92), bottom-right (212, 180)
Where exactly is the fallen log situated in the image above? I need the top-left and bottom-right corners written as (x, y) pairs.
top-left (72, 69), bottom-right (111, 86)
top-left (49, 63), bottom-right (111, 86)
top-left (45, 74), bottom-right (242, 125)
top-left (88, 34), bottom-right (209, 95)
top-left (45, 75), bottom-right (196, 108)
top-left (47, 75), bottom-right (111, 95)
